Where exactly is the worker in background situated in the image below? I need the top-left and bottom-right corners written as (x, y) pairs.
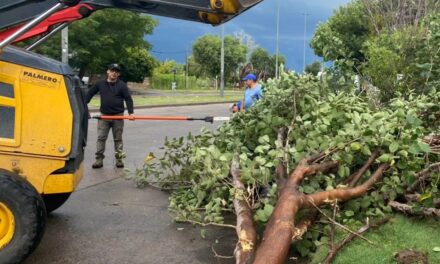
top-left (232, 73), bottom-right (263, 113)
top-left (85, 63), bottom-right (134, 169)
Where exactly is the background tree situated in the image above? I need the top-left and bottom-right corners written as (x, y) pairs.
top-left (153, 60), bottom-right (184, 75)
top-left (311, 0), bottom-right (440, 102)
top-left (186, 55), bottom-right (204, 79)
top-left (310, 1), bottom-right (370, 67)
top-left (26, 9), bottom-right (157, 82)
top-left (363, 14), bottom-right (440, 100)
top-left (192, 34), bottom-right (247, 83)
top-left (304, 61), bottom-right (322, 76)
top-left (119, 47), bottom-right (157, 83)
top-left (249, 48), bottom-right (286, 81)
top-left (361, 0), bottom-right (440, 33)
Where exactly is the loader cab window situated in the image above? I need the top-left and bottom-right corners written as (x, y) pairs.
top-left (0, 82), bottom-right (16, 139)
top-left (0, 82), bottom-right (14, 98)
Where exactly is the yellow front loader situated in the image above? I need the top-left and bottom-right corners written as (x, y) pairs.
top-left (0, 1), bottom-right (262, 263)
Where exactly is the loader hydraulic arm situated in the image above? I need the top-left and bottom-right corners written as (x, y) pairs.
top-left (0, 3), bottom-right (95, 45)
top-left (0, 0), bottom-right (262, 49)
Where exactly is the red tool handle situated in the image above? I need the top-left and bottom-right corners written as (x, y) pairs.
top-left (96, 115), bottom-right (190, 121)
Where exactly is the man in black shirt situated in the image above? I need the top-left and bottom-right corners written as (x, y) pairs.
top-left (85, 63), bottom-right (134, 168)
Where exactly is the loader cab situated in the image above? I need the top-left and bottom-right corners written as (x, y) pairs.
top-left (0, 46), bottom-right (88, 189)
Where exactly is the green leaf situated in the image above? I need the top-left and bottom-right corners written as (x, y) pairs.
top-left (303, 186), bottom-right (315, 194)
top-left (389, 142), bottom-right (399, 153)
top-left (398, 150), bottom-right (408, 158)
top-left (264, 162), bottom-right (274, 168)
top-left (360, 197), bottom-right (371, 208)
top-left (433, 247), bottom-right (440, 252)
top-left (263, 204), bottom-right (274, 218)
top-left (338, 166), bottom-right (346, 177)
top-left (255, 146), bottom-right (265, 154)
top-left (200, 229), bottom-right (207, 239)
top-left (377, 154), bottom-right (391, 163)
top-left (418, 142), bottom-right (431, 153)
top-left (362, 146), bottom-right (372, 156)
top-left (255, 156), bottom-right (267, 165)
top-left (419, 193), bottom-right (432, 202)
top-left (239, 153), bottom-right (248, 161)
top-left (258, 135), bottom-right (270, 144)
top-left (409, 144), bottom-right (421, 154)
top-left (219, 155), bottom-right (228, 161)
top-left (345, 210), bottom-right (354, 217)
top-left (350, 142), bottom-right (362, 151)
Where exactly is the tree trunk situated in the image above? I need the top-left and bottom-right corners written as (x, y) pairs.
top-left (231, 156), bottom-right (257, 264)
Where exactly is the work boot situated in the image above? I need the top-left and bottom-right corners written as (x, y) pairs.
top-left (92, 159), bottom-right (103, 169)
top-left (115, 159), bottom-right (124, 168)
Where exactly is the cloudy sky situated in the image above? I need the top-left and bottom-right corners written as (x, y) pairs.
top-left (147, 0), bottom-right (352, 72)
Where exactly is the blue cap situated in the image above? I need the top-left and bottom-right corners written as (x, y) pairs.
top-left (242, 73), bottom-right (257, 81)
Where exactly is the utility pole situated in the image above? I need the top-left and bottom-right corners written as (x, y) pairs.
top-left (61, 26), bottom-right (68, 64)
top-left (220, 24), bottom-right (225, 97)
top-left (275, 0), bottom-right (280, 79)
top-left (302, 12), bottom-right (311, 72)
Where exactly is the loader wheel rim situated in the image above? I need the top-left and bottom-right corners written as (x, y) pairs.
top-left (0, 202), bottom-right (15, 250)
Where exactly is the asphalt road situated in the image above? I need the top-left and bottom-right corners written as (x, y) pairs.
top-left (24, 104), bottom-right (237, 264)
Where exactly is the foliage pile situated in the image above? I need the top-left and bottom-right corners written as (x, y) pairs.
top-left (131, 70), bottom-right (440, 261)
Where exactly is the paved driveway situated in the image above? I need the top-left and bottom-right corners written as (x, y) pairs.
top-left (25, 104), bottom-right (236, 264)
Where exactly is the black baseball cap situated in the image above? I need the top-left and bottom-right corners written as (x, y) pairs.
top-left (108, 63), bottom-right (121, 71)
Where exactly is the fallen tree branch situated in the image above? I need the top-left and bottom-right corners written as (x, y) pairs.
top-left (176, 219), bottom-right (236, 229)
top-left (253, 157), bottom-right (387, 264)
top-left (389, 201), bottom-right (440, 218)
top-left (347, 150), bottom-right (380, 187)
top-left (305, 164), bottom-right (389, 207)
top-left (310, 204), bottom-right (374, 245)
top-left (406, 162), bottom-right (440, 193)
top-left (254, 159), bottom-right (325, 264)
top-left (211, 236), bottom-right (235, 260)
top-left (329, 202), bottom-right (338, 250)
top-left (322, 217), bottom-right (391, 264)
top-left (292, 209), bottom-right (319, 241)
top-left (405, 194), bottom-right (440, 208)
top-left (276, 128), bottom-right (288, 191)
top-left (231, 155), bottom-right (257, 264)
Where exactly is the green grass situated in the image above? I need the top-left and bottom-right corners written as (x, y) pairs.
top-left (89, 94), bottom-right (242, 108)
top-left (147, 89), bottom-right (243, 94)
top-left (329, 214), bottom-right (440, 264)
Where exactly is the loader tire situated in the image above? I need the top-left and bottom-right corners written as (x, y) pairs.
top-left (43, 193), bottom-right (71, 213)
top-left (0, 172), bottom-right (46, 264)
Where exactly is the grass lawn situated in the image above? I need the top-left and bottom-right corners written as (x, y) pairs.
top-left (147, 89), bottom-right (243, 94)
top-left (89, 94), bottom-right (242, 108)
top-left (315, 214), bottom-right (440, 264)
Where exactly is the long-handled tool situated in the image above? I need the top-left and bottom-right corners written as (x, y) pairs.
top-left (92, 115), bottom-right (230, 123)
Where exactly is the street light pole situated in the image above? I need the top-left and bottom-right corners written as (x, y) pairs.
top-left (220, 24), bottom-right (225, 97)
top-left (275, 0), bottom-right (280, 79)
top-left (302, 12), bottom-right (311, 72)
top-left (185, 50), bottom-right (189, 90)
